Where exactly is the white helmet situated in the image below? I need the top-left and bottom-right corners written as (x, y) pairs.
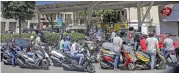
top-left (30, 36), bottom-right (34, 39)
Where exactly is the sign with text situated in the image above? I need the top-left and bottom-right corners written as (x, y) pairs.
top-left (161, 7), bottom-right (172, 17)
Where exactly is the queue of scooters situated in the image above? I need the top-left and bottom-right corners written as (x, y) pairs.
top-left (2, 45), bottom-right (51, 70)
top-left (50, 46), bottom-right (96, 73)
top-left (1, 44), bottom-right (96, 73)
top-left (100, 43), bottom-right (178, 70)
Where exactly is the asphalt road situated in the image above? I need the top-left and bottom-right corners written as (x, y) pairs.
top-left (1, 62), bottom-right (171, 73)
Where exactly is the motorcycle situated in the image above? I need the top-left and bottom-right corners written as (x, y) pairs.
top-left (100, 45), bottom-right (136, 70)
top-left (61, 48), bottom-right (95, 73)
top-left (133, 49), bottom-right (166, 70)
top-left (16, 45), bottom-right (50, 70)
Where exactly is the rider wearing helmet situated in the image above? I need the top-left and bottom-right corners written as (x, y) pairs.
top-left (9, 39), bottom-right (16, 67)
top-left (63, 36), bottom-right (71, 53)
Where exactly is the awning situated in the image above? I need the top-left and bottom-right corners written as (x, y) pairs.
top-left (36, 1), bottom-right (179, 14)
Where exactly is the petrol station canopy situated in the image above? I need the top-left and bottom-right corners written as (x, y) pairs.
top-left (36, 1), bottom-right (179, 14)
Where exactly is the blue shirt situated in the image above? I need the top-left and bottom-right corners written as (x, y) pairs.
top-left (63, 41), bottom-right (71, 51)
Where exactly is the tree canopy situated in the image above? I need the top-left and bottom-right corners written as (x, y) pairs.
top-left (1, 1), bottom-right (36, 34)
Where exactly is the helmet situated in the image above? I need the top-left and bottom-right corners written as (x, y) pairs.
top-left (30, 36), bottom-right (34, 39)
top-left (66, 36), bottom-right (71, 41)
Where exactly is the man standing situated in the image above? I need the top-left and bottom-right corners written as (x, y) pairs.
top-left (146, 32), bottom-right (159, 70)
top-left (113, 32), bottom-right (123, 70)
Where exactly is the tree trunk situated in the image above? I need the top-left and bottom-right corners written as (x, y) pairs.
top-left (19, 19), bottom-right (22, 36)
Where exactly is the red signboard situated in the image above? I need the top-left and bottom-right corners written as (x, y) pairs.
top-left (161, 7), bottom-right (172, 17)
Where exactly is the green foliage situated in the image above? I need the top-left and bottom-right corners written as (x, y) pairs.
top-left (1, 33), bottom-right (86, 45)
top-left (1, 1), bottom-right (36, 35)
top-left (1, 1), bottom-right (36, 20)
top-left (44, 33), bottom-right (86, 45)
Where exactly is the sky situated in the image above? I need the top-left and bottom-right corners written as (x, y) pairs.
top-left (36, 1), bottom-right (60, 5)
top-left (36, 1), bottom-right (73, 5)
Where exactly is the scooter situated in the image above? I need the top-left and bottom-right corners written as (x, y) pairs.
top-left (165, 51), bottom-right (178, 67)
top-left (16, 46), bottom-right (50, 70)
top-left (100, 45), bottom-right (136, 70)
top-left (61, 48), bottom-right (95, 73)
top-left (133, 50), bottom-right (166, 70)
top-left (50, 49), bottom-right (65, 66)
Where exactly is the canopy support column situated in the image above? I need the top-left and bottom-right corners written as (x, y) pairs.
top-left (141, 1), bottom-right (154, 25)
top-left (137, 2), bottom-right (142, 32)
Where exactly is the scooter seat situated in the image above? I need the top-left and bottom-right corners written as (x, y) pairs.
top-left (136, 51), bottom-right (150, 58)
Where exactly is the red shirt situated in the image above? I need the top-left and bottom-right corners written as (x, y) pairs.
top-left (140, 39), bottom-right (147, 52)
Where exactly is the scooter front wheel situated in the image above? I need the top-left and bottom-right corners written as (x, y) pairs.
top-left (87, 64), bottom-right (95, 73)
top-left (41, 59), bottom-right (50, 70)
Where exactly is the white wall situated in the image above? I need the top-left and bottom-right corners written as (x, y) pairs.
top-left (160, 21), bottom-right (178, 36)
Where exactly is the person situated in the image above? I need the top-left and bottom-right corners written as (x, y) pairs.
top-left (35, 33), bottom-right (41, 46)
top-left (127, 27), bottom-right (136, 46)
top-left (71, 40), bottom-right (84, 65)
top-left (145, 32), bottom-right (159, 70)
top-left (111, 30), bottom-right (116, 42)
top-left (26, 44), bottom-right (35, 59)
top-left (8, 39), bottom-right (16, 67)
top-left (113, 32), bottom-right (123, 70)
top-left (63, 36), bottom-right (71, 53)
top-left (140, 34), bottom-right (147, 52)
top-left (162, 34), bottom-right (175, 58)
top-left (59, 37), bottom-right (65, 51)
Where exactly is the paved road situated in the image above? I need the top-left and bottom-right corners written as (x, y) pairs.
top-left (1, 62), bottom-right (171, 73)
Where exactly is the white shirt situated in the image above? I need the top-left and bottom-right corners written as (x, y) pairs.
top-left (71, 42), bottom-right (78, 56)
top-left (111, 32), bottom-right (116, 39)
top-left (146, 37), bottom-right (159, 52)
top-left (35, 36), bottom-right (41, 45)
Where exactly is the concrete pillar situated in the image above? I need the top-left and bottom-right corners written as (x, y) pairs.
top-left (5, 21), bottom-right (9, 31)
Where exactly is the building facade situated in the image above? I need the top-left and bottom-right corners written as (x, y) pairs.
top-left (0, 11), bottom-right (74, 33)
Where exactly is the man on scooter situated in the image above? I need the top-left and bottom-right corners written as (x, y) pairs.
top-left (71, 40), bottom-right (84, 65)
top-left (146, 32), bottom-right (159, 70)
top-left (163, 34), bottom-right (175, 58)
top-left (113, 32), bottom-right (123, 70)
top-left (63, 36), bottom-right (71, 53)
top-left (9, 39), bottom-right (17, 67)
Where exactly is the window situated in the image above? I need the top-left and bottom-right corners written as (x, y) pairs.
top-left (65, 14), bottom-right (72, 21)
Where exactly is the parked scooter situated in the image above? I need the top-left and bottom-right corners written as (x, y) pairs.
top-left (61, 48), bottom-right (95, 73)
top-left (133, 49), bottom-right (166, 70)
top-left (16, 45), bottom-right (50, 70)
top-left (100, 45), bottom-right (136, 70)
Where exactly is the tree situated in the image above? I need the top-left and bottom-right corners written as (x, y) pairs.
top-left (1, 1), bottom-right (36, 35)
top-left (44, 13), bottom-right (56, 29)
